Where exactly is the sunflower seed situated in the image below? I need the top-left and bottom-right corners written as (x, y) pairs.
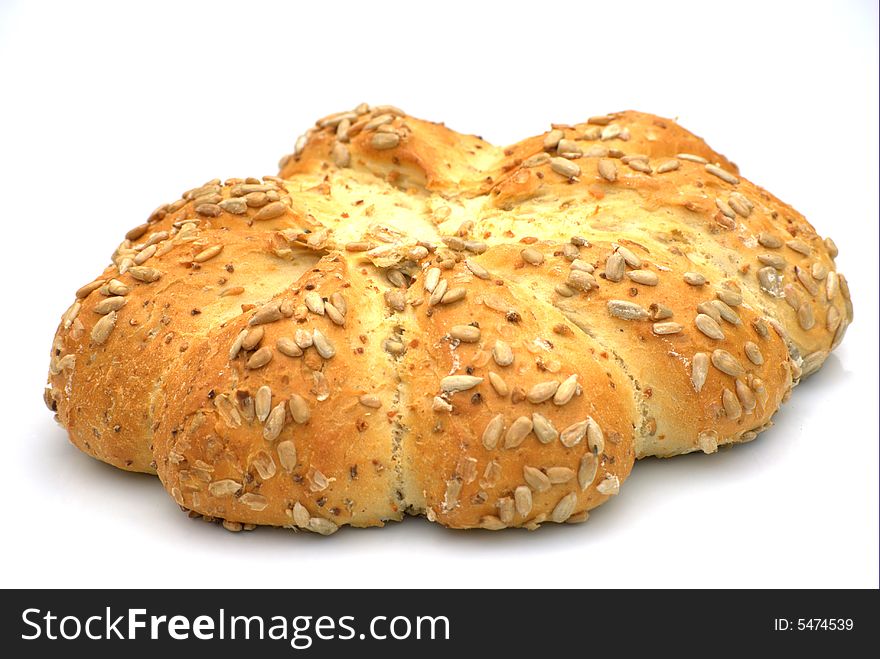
top-left (304, 291), bottom-right (325, 315)
top-left (359, 394), bottom-right (382, 409)
top-left (287, 394), bottom-right (310, 424)
top-left (523, 466), bottom-right (551, 492)
top-left (488, 371), bottom-right (509, 397)
top-left (521, 247), bottom-right (544, 265)
top-left (133, 244), bottom-right (156, 265)
top-left (691, 352), bottom-right (709, 392)
top-left (312, 329), bottom-right (336, 359)
top-left (241, 327), bottom-right (264, 351)
top-left (567, 269), bottom-right (596, 291)
top-left (798, 303), bottom-right (815, 330)
top-left (627, 159), bottom-right (652, 174)
top-left (677, 152), bottom-right (708, 164)
top-left (61, 301), bottom-right (81, 329)
top-left (246, 347), bottom-right (273, 369)
top-left (125, 223), bottom-right (149, 241)
top-left (553, 374), bottom-right (578, 405)
top-left (543, 129), bottom-right (565, 150)
top-left (562, 244), bottom-right (580, 261)
top-left (263, 403), bottom-right (286, 441)
top-left (93, 296), bottom-right (127, 315)
top-left (559, 420), bottom-right (587, 448)
top-left (100, 279), bottom-right (129, 297)
top-left (715, 197), bottom-right (736, 219)
top-left (795, 266), bottom-right (819, 296)
top-left (504, 416), bottom-right (534, 448)
top-left (195, 203), bottom-right (221, 217)
top-left (598, 158), bottom-right (617, 182)
top-left (649, 303), bottom-right (673, 321)
top-left (758, 253), bottom-right (787, 270)
top-left (252, 450), bottom-right (277, 480)
top-left (728, 193), bottom-right (752, 217)
top-left (601, 124), bottom-right (621, 140)
top-left (757, 267), bottom-right (785, 297)
top-left (527, 381), bottom-right (559, 404)
top-left (90, 311), bottom-right (117, 345)
top-left (345, 241), bottom-right (373, 252)
top-left (785, 284), bottom-right (802, 310)
top-left (735, 379), bottom-right (756, 413)
top-left (371, 132), bottom-right (400, 149)
top-left (716, 288), bottom-right (742, 307)
top-left (219, 197), bottom-right (248, 214)
top-left (294, 328), bottom-right (313, 350)
top-left (826, 305), bottom-right (841, 332)
top-left (276, 337), bottom-right (303, 357)
top-left (555, 283), bottom-right (575, 297)
top-left (711, 349), bottom-right (744, 377)
top-left (490, 340), bottom-right (514, 367)
top-left (824, 237), bottom-right (839, 258)
top-left (496, 496), bottom-right (515, 524)
top-left (314, 302), bottom-right (341, 328)
top-left (614, 245), bottom-right (640, 268)
top-left (550, 157), bottom-right (580, 178)
top-left (786, 239), bottom-right (811, 256)
top-left (331, 141), bottom-right (350, 167)
top-left (450, 325), bottom-right (480, 342)
top-left (128, 266), bottom-right (162, 283)
top-left (531, 413), bottom-right (559, 444)
top-left (711, 300), bottom-right (741, 325)
top-left (239, 493), bottom-right (268, 511)
top-left (291, 501), bottom-right (310, 527)
top-left (656, 159), bottom-right (680, 173)
top-left (757, 232), bottom-right (783, 248)
top-left (825, 271), bottom-right (839, 300)
top-left (705, 164), bottom-right (739, 184)
top-left (364, 113), bottom-right (393, 130)
top-left (557, 139), bottom-right (582, 159)
top-left (441, 375), bottom-right (483, 393)
top-left (802, 350), bottom-right (827, 376)
top-left (578, 454), bottom-right (598, 490)
top-left (653, 321), bottom-right (683, 335)
top-left (251, 386), bottom-right (271, 423)
top-left (421, 267), bottom-right (441, 295)
top-left (441, 287), bottom-right (466, 304)
top-left (694, 313), bottom-right (724, 340)
top-left (308, 518), bottom-right (339, 536)
top-left (683, 272), bottom-right (706, 286)
top-left (607, 300), bottom-right (649, 320)
top-left (249, 301), bottom-right (282, 325)
top-left (722, 388), bottom-right (742, 419)
top-left (208, 479), bottom-right (241, 497)
top-left (523, 153), bottom-right (551, 167)
top-left (479, 516), bottom-right (505, 531)
top-left (697, 301), bottom-right (722, 323)
top-left (465, 259), bottom-right (490, 279)
top-left (811, 262), bottom-right (828, 281)
top-left (482, 414), bottom-right (505, 450)
top-left (254, 201), bottom-right (286, 221)
top-left (514, 485), bottom-right (533, 517)
top-left (550, 493), bottom-right (577, 522)
top-left (596, 474), bottom-right (620, 495)
top-left (627, 269), bottom-right (658, 286)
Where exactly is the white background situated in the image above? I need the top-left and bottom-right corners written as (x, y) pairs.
top-left (0, 0), bottom-right (876, 589)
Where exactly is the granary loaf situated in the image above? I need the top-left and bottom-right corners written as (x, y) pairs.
top-left (45, 105), bottom-right (851, 533)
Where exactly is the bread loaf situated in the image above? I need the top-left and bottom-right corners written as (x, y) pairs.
top-left (45, 105), bottom-right (851, 533)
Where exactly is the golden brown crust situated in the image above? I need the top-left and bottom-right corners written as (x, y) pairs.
top-left (45, 104), bottom-right (851, 533)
